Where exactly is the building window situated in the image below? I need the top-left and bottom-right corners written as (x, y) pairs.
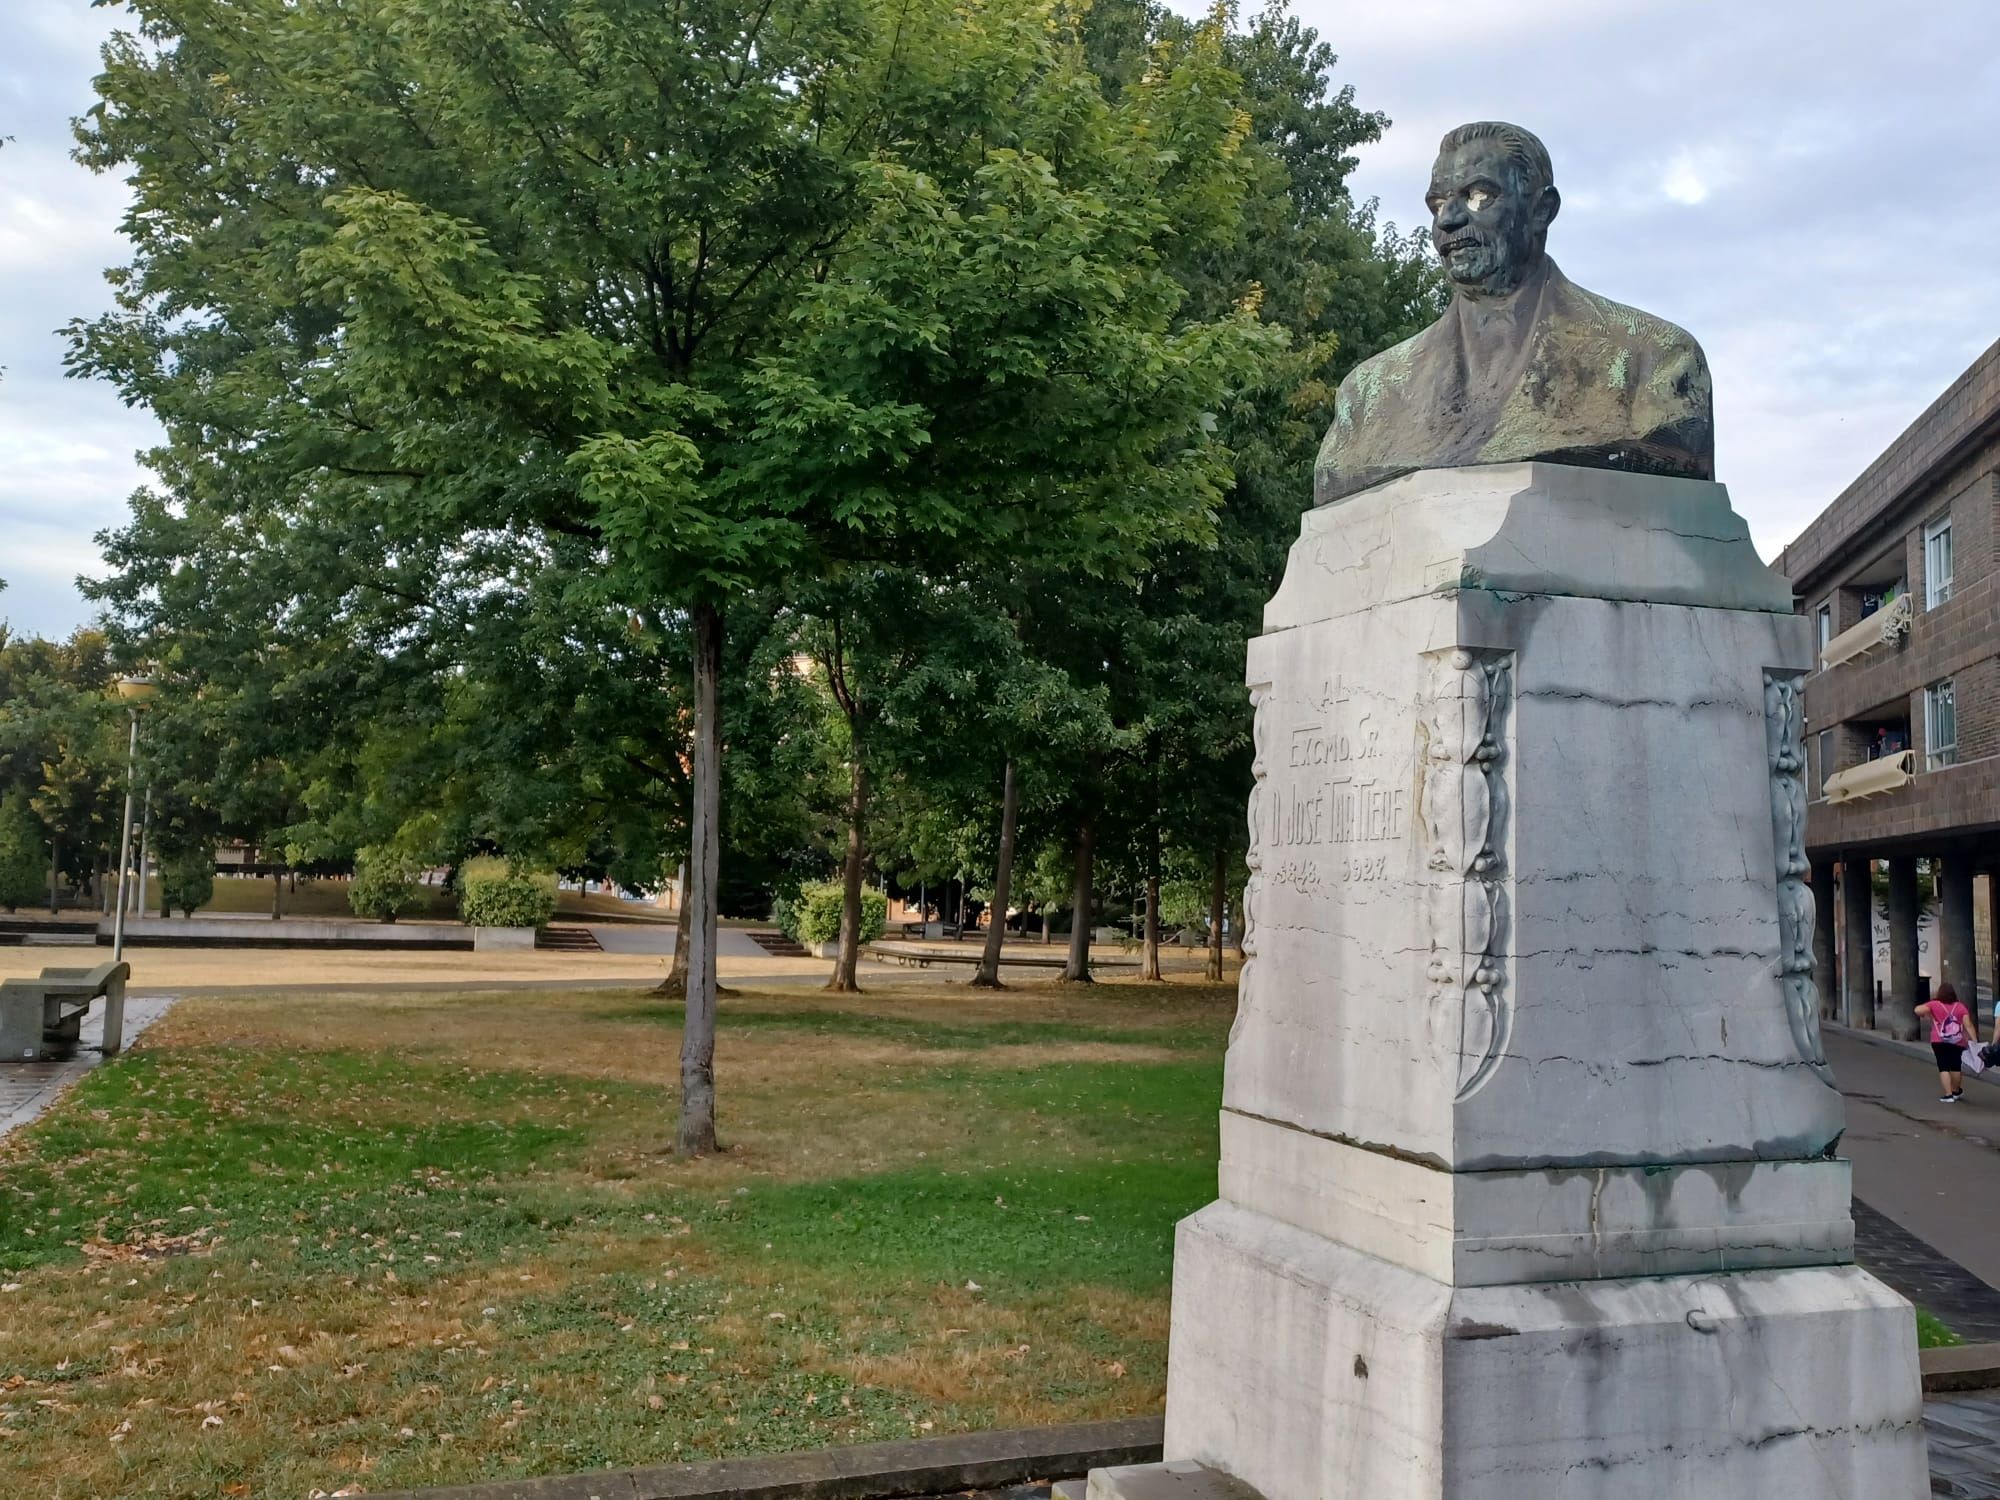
top-left (1925, 513), bottom-right (1954, 609)
top-left (1815, 602), bottom-right (1832, 653)
top-left (1816, 729), bottom-right (1832, 794)
top-left (1925, 679), bottom-right (1957, 769)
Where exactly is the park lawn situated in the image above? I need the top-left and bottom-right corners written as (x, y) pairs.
top-left (0, 979), bottom-right (1233, 1499)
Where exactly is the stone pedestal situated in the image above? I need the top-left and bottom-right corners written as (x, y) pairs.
top-left (1101, 464), bottom-right (1927, 1499)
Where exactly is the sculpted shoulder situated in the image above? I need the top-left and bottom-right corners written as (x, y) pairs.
top-left (1315, 332), bottom-right (1430, 490)
top-left (1332, 333), bottom-right (1427, 432)
top-left (1564, 281), bottom-right (1711, 402)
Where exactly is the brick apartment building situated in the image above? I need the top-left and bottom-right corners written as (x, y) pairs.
top-left (1773, 335), bottom-right (2000, 1033)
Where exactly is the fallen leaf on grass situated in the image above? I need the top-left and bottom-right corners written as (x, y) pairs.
top-left (83, 1229), bottom-right (214, 1262)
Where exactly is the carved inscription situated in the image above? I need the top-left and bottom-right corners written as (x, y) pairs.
top-left (1268, 688), bottom-right (1409, 859)
top-left (1765, 671), bottom-right (1833, 1080)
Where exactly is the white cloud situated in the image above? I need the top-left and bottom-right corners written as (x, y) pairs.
top-left (1660, 150), bottom-right (1710, 206)
top-left (0, 3), bottom-right (158, 641)
top-left (0, 143), bottom-right (131, 277)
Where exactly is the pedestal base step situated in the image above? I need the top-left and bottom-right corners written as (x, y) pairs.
top-left (1084, 1461), bottom-right (1262, 1500)
top-left (1161, 1200), bottom-right (1928, 1499)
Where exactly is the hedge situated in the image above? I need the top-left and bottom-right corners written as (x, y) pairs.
top-left (774, 881), bottom-right (886, 947)
top-left (456, 857), bottom-right (558, 929)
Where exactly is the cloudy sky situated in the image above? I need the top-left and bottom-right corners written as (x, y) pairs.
top-left (1, 0), bottom-right (1997, 639)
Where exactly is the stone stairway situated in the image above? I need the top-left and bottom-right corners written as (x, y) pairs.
top-left (748, 929), bottom-right (810, 958)
top-left (0, 919), bottom-right (99, 947)
top-left (535, 925), bottom-right (603, 952)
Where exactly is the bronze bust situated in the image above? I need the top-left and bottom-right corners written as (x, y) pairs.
top-left (1314, 121), bottom-right (1713, 504)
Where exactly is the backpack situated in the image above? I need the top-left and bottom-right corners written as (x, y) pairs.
top-left (1940, 1006), bottom-right (1966, 1044)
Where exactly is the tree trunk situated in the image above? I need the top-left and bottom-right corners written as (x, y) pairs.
top-left (972, 759), bottom-right (1020, 988)
top-left (654, 871), bottom-right (694, 997)
top-left (1140, 798), bottom-right (1163, 980)
top-left (1206, 843), bottom-right (1226, 982)
top-left (271, 863), bottom-right (284, 920)
top-left (48, 836), bottom-right (60, 915)
top-left (827, 744), bottom-right (868, 992)
top-left (1063, 813), bottom-right (1095, 983)
top-left (1142, 879), bottom-right (1162, 982)
top-left (133, 789), bottom-right (152, 920)
top-left (677, 601), bottom-right (724, 1157)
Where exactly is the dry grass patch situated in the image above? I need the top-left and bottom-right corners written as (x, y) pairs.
top-left (0, 978), bottom-right (1229, 1497)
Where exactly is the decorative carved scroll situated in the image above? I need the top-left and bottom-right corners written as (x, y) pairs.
top-left (1231, 682), bottom-right (1272, 1046)
top-left (1422, 648), bottom-right (1514, 1101)
top-left (1765, 670), bottom-right (1833, 1080)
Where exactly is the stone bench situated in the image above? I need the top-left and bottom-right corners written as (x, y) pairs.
top-left (0, 961), bottom-right (131, 1062)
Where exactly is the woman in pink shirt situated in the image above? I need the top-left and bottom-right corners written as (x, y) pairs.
top-left (1922, 982), bottom-right (1978, 1103)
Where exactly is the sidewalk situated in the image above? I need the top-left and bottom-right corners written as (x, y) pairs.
top-left (0, 994), bottom-right (178, 1140)
top-left (1828, 1025), bottom-right (2000, 1306)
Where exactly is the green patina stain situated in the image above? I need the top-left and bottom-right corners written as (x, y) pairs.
top-left (1608, 348), bottom-right (1630, 390)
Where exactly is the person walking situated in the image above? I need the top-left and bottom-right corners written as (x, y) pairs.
top-left (1921, 982), bottom-right (1978, 1103)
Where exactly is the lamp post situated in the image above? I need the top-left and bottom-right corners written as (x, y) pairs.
top-left (111, 677), bottom-right (156, 962)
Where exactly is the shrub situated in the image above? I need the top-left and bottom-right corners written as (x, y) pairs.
top-left (160, 846), bottom-right (216, 917)
top-left (349, 847), bottom-right (423, 923)
top-left (0, 792), bottom-right (46, 912)
top-left (456, 856), bottom-right (558, 928)
top-left (776, 881), bottom-right (886, 947)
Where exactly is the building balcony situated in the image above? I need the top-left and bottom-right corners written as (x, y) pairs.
top-left (1819, 592), bottom-right (1911, 670)
top-left (1823, 750), bottom-right (1914, 805)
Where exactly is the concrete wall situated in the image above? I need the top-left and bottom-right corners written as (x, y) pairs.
top-left (103, 916), bottom-right (476, 950)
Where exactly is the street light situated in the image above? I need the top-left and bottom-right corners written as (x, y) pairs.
top-left (112, 677), bottom-right (156, 963)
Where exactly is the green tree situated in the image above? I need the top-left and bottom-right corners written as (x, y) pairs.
top-left (75, 0), bottom-right (1267, 1144)
top-left (1021, 0), bottom-right (1442, 983)
top-left (348, 846), bottom-right (422, 923)
top-left (0, 629), bottom-right (121, 911)
top-left (159, 843), bottom-right (215, 918)
top-left (0, 791), bottom-right (47, 912)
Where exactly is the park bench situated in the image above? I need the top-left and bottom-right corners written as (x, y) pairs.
top-left (0, 961), bottom-right (130, 1062)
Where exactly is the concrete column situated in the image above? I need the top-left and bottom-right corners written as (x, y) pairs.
top-left (1886, 857), bottom-right (1920, 1040)
top-left (1811, 860), bottom-right (1838, 1021)
top-left (1941, 857), bottom-right (1978, 1015)
top-left (1841, 857), bottom-right (1875, 1030)
top-left (1988, 869), bottom-right (2000, 1032)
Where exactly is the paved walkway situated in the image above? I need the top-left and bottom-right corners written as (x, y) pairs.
top-left (1931, 1389), bottom-right (2000, 1497)
top-left (0, 994), bottom-right (177, 1140)
top-left (1828, 1025), bottom-right (2000, 1305)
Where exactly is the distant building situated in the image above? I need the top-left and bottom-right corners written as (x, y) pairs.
top-left (1773, 336), bottom-right (2000, 1030)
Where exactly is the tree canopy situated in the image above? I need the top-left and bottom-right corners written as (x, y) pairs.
top-left (56, 0), bottom-right (1440, 1146)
